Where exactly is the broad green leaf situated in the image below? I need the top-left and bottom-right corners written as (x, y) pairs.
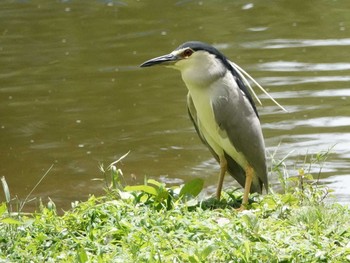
top-left (0, 203), bottom-right (7, 216)
top-left (77, 247), bottom-right (88, 263)
top-left (179, 178), bottom-right (204, 198)
top-left (124, 185), bottom-right (158, 196)
top-left (244, 240), bottom-right (251, 261)
top-left (304, 173), bottom-right (314, 180)
top-left (147, 179), bottom-right (163, 187)
top-left (155, 189), bottom-right (168, 200)
top-left (1, 217), bottom-right (23, 225)
top-left (200, 244), bottom-right (218, 259)
top-left (282, 194), bottom-right (298, 204)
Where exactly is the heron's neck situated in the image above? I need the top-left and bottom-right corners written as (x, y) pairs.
top-left (179, 54), bottom-right (227, 88)
top-left (181, 64), bottom-right (227, 89)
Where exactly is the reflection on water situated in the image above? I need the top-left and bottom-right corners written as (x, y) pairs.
top-left (0, 0), bottom-right (349, 211)
top-left (243, 38), bottom-right (350, 49)
top-left (260, 76), bottom-right (350, 86)
top-left (258, 61), bottom-right (350, 72)
top-left (265, 117), bottom-right (350, 129)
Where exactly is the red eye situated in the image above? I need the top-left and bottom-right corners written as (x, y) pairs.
top-left (183, 49), bottom-right (193, 58)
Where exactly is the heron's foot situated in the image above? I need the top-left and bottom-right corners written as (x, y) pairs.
top-left (235, 204), bottom-right (247, 212)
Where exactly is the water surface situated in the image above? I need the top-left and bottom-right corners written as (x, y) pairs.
top-left (1, 0), bottom-right (349, 211)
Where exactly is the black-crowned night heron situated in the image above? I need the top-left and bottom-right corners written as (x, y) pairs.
top-left (140, 41), bottom-right (275, 210)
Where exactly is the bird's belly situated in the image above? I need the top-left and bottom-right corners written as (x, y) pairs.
top-left (189, 88), bottom-right (248, 169)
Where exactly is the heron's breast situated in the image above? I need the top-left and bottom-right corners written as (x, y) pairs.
top-left (187, 84), bottom-right (227, 158)
top-left (189, 87), bottom-right (218, 134)
top-left (188, 82), bottom-right (248, 169)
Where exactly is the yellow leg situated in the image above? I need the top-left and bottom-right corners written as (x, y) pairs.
top-left (216, 156), bottom-right (227, 200)
top-left (236, 165), bottom-right (253, 211)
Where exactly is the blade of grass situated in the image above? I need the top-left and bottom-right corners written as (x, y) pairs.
top-left (19, 164), bottom-right (54, 212)
top-left (1, 176), bottom-right (11, 204)
top-left (107, 151), bottom-right (130, 170)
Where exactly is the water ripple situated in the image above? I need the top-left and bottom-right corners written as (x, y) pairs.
top-left (256, 61), bottom-right (350, 72)
top-left (259, 89), bottom-right (350, 99)
top-left (258, 76), bottom-right (350, 86)
top-left (269, 133), bottom-right (350, 158)
top-left (264, 117), bottom-right (350, 130)
top-left (243, 38), bottom-right (350, 49)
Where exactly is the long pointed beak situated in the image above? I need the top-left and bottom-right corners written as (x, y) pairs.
top-left (140, 53), bottom-right (178, 67)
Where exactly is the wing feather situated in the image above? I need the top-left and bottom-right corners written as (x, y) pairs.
top-left (187, 93), bottom-right (249, 191)
top-left (211, 84), bottom-right (268, 193)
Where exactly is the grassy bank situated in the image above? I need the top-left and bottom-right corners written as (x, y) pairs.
top-left (1, 152), bottom-right (350, 262)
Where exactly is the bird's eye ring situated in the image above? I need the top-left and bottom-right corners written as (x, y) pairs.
top-left (183, 49), bottom-right (193, 58)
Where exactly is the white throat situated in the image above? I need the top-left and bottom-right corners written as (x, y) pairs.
top-left (173, 51), bottom-right (227, 88)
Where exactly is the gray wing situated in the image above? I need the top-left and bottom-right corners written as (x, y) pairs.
top-left (211, 81), bottom-right (268, 193)
top-left (187, 93), bottom-right (248, 190)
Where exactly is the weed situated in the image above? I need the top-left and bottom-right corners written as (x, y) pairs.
top-left (1, 150), bottom-right (350, 262)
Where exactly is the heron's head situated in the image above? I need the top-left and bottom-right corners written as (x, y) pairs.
top-left (140, 41), bottom-right (230, 84)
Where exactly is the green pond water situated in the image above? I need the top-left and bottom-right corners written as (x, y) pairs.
top-left (1, 0), bottom-right (349, 211)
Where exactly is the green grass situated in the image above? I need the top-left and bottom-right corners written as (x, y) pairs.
top-left (1, 150), bottom-right (350, 262)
